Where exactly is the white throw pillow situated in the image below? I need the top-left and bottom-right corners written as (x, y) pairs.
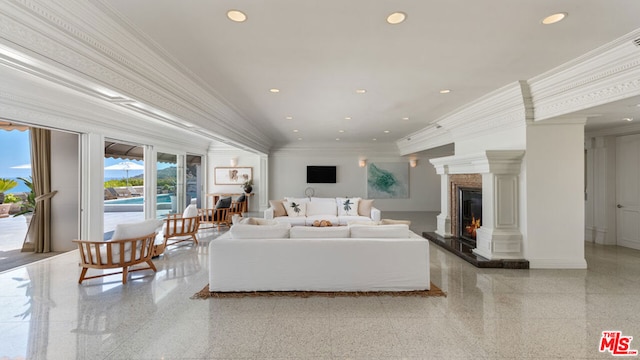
top-left (112, 219), bottom-right (163, 240)
top-left (182, 204), bottom-right (198, 218)
top-left (336, 197), bottom-right (360, 216)
top-left (284, 201), bottom-right (307, 217)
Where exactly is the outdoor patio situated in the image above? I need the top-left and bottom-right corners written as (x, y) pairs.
top-left (0, 211), bottom-right (145, 272)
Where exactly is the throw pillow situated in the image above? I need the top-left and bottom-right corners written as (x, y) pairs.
top-left (284, 200), bottom-right (307, 217)
top-left (182, 204), bottom-right (198, 218)
top-left (269, 199), bottom-right (287, 217)
top-left (112, 219), bottom-right (163, 241)
top-left (358, 199), bottom-right (374, 216)
top-left (215, 197), bottom-right (232, 209)
top-left (236, 193), bottom-right (246, 203)
top-left (336, 197), bottom-right (360, 216)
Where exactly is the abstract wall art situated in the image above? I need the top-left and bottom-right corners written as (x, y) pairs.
top-left (366, 162), bottom-right (409, 199)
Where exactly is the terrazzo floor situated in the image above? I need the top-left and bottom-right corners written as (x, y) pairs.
top-left (0, 211), bottom-right (638, 359)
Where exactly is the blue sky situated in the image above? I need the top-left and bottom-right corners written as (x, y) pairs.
top-left (1, 130), bottom-right (172, 180)
top-left (0, 130), bottom-right (31, 178)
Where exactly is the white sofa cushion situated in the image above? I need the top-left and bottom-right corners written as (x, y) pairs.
top-left (338, 215), bottom-right (374, 226)
top-left (230, 223), bottom-right (291, 239)
top-left (274, 216), bottom-right (307, 226)
top-left (349, 224), bottom-right (410, 238)
top-left (284, 201), bottom-right (307, 217)
top-left (336, 197), bottom-right (360, 216)
top-left (290, 226), bottom-right (350, 238)
top-left (307, 197), bottom-right (338, 216)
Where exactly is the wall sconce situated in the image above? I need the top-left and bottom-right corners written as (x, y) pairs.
top-left (230, 157), bottom-right (238, 167)
top-left (359, 159), bottom-right (367, 168)
top-left (409, 159), bottom-right (418, 168)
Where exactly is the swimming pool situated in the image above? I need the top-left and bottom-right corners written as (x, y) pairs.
top-left (104, 194), bottom-right (174, 212)
top-left (105, 194), bottom-right (172, 205)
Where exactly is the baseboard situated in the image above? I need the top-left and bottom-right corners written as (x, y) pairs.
top-left (528, 258), bottom-right (588, 269)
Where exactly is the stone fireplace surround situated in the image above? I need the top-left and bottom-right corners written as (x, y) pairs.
top-left (430, 150), bottom-right (526, 261)
top-left (449, 174), bottom-right (482, 240)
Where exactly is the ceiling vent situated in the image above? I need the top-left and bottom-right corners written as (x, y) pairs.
top-left (633, 37), bottom-right (640, 47)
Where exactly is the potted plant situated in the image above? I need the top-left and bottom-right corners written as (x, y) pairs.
top-left (0, 178), bottom-right (18, 204)
top-left (241, 179), bottom-right (253, 194)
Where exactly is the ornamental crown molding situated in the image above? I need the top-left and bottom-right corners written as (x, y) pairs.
top-left (429, 150), bottom-right (525, 175)
top-left (0, 0), bottom-right (272, 154)
top-left (529, 28), bottom-right (640, 121)
top-left (398, 81), bottom-right (529, 156)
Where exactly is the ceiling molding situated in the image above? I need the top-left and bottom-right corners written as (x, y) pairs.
top-left (529, 28), bottom-right (640, 121)
top-left (271, 142), bottom-right (400, 157)
top-left (0, 0), bottom-right (272, 153)
top-left (397, 81), bottom-right (529, 156)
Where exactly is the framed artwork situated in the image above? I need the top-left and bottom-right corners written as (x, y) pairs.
top-left (214, 167), bottom-right (253, 185)
top-left (366, 162), bottom-right (409, 199)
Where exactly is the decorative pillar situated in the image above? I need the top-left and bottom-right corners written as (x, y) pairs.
top-left (431, 164), bottom-right (452, 238)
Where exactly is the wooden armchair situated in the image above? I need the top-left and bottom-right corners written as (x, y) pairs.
top-left (199, 207), bottom-right (230, 231)
top-left (74, 233), bottom-right (157, 284)
top-left (153, 204), bottom-right (200, 256)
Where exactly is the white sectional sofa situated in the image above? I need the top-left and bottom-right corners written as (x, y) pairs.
top-left (264, 197), bottom-right (381, 226)
top-left (209, 222), bottom-right (430, 292)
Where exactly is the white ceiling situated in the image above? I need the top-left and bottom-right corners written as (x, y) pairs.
top-left (104, 0), bottom-right (640, 147)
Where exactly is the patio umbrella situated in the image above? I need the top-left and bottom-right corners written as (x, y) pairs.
top-left (104, 161), bottom-right (144, 187)
top-left (10, 164), bottom-right (31, 169)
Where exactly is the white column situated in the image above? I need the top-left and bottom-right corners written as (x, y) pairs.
top-left (80, 132), bottom-right (104, 241)
top-left (430, 162), bottom-right (452, 238)
top-left (259, 155), bottom-right (269, 212)
top-left (472, 151), bottom-right (525, 259)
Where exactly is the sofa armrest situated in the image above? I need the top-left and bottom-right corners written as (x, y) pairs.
top-left (264, 207), bottom-right (274, 220)
top-left (370, 207), bottom-right (381, 222)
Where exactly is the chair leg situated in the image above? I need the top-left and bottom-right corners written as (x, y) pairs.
top-left (147, 260), bottom-right (157, 272)
top-left (78, 267), bottom-right (88, 284)
top-left (191, 234), bottom-right (198, 245)
top-left (122, 266), bottom-right (128, 284)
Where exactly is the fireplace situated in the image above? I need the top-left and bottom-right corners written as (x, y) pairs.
top-left (458, 187), bottom-right (482, 243)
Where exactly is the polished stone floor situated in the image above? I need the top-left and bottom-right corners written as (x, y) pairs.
top-left (0, 212), bottom-right (638, 359)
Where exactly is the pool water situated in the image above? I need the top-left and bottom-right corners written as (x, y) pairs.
top-left (105, 194), bottom-right (173, 204)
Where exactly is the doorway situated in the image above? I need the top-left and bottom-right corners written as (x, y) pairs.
top-left (616, 134), bottom-right (640, 250)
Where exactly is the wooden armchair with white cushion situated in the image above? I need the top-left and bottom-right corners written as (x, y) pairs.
top-left (73, 219), bottom-right (163, 284)
top-left (154, 204), bottom-right (200, 256)
top-left (199, 196), bottom-right (232, 231)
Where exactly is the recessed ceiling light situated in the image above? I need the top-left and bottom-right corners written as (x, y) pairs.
top-left (386, 12), bottom-right (407, 25)
top-left (298, 137), bottom-right (303, 141)
top-left (623, 117), bottom-right (634, 122)
top-left (402, 117), bottom-right (409, 120)
top-left (269, 88), bottom-right (280, 93)
top-left (372, 138), bottom-right (377, 141)
top-left (339, 130), bottom-right (345, 133)
top-left (541, 12), bottom-right (567, 25)
top-left (293, 129), bottom-right (299, 133)
top-left (227, 10), bottom-right (247, 22)
top-left (344, 116), bottom-right (352, 120)
top-left (285, 116), bottom-right (293, 120)
top-left (336, 138), bottom-right (341, 141)
top-left (384, 130), bottom-right (391, 134)
top-left (355, 89), bottom-right (367, 94)
top-left (439, 89), bottom-right (451, 94)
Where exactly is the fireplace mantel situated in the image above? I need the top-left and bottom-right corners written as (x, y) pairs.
top-left (430, 150), bottom-right (525, 260)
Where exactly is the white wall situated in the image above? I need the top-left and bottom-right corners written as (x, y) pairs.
top-left (51, 130), bottom-right (80, 251)
top-left (524, 120), bottom-right (587, 268)
top-left (269, 147), bottom-right (441, 212)
top-left (207, 147), bottom-right (263, 212)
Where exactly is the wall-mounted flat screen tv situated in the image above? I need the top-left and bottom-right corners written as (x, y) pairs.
top-left (307, 166), bottom-right (337, 183)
